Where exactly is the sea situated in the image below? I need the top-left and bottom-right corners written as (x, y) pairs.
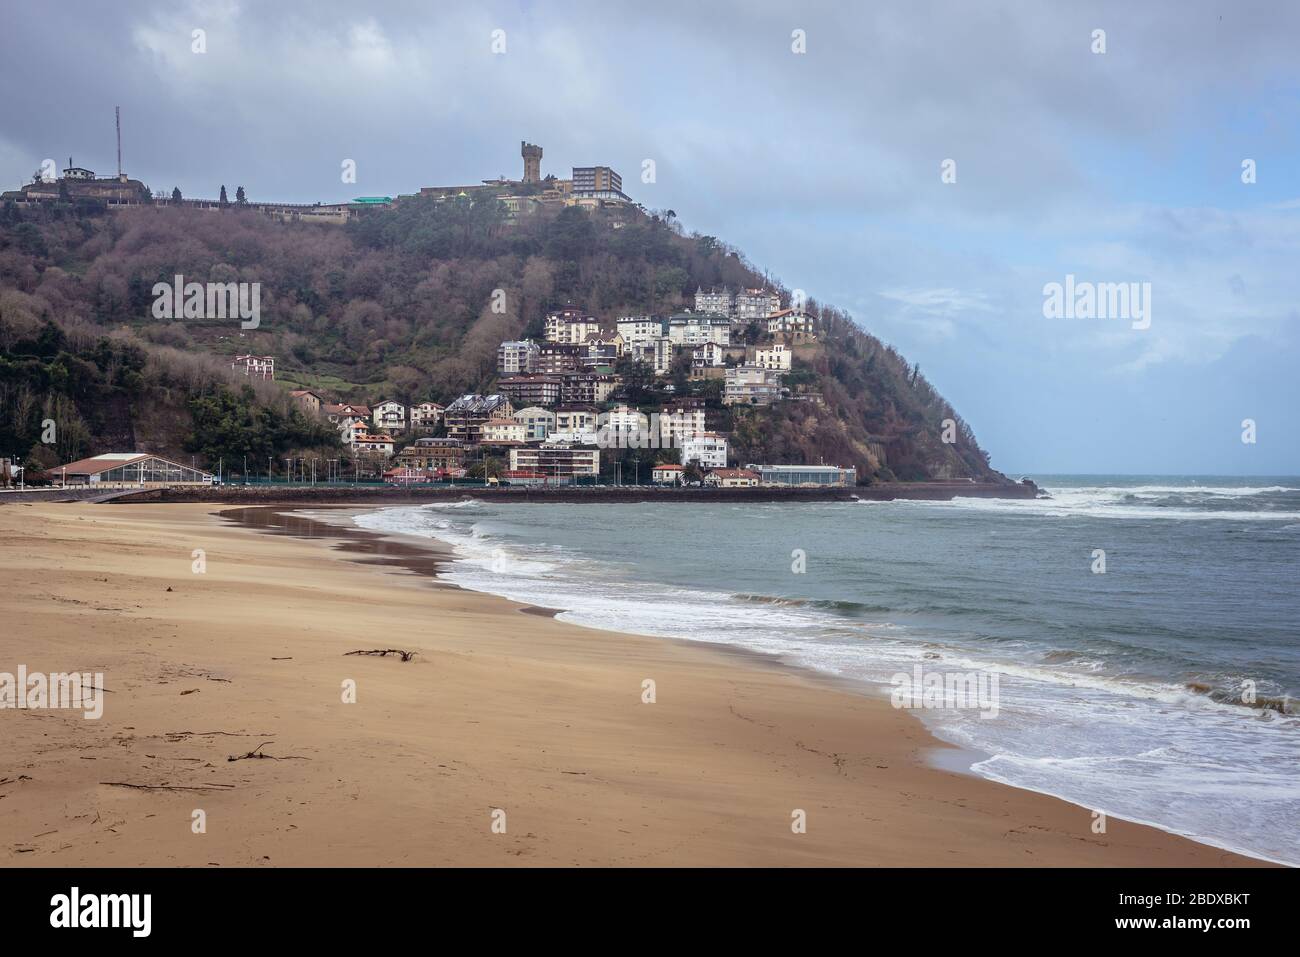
top-left (353, 475), bottom-right (1300, 865)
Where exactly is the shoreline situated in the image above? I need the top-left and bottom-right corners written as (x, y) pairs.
top-left (87, 478), bottom-right (1041, 507)
top-left (287, 503), bottom-right (1296, 867)
top-left (0, 500), bottom-right (1270, 866)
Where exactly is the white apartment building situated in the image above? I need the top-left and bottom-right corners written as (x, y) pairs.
top-left (554, 407), bottom-right (599, 434)
top-left (409, 401), bottom-right (444, 431)
top-left (351, 431), bottom-right (396, 455)
top-left (480, 417), bottom-right (528, 444)
top-left (616, 316), bottom-right (665, 344)
top-left (598, 405), bottom-right (650, 432)
top-left (752, 343), bottom-right (793, 371)
top-left (596, 405), bottom-right (649, 447)
top-left (667, 315), bottom-right (731, 347)
top-left (630, 338), bottom-right (676, 375)
top-left (680, 432), bottom-right (728, 469)
top-left (766, 309), bottom-right (815, 335)
top-left (231, 354), bottom-right (275, 380)
top-left (512, 406), bottom-right (556, 441)
top-left (724, 365), bottom-right (784, 406)
top-left (658, 403), bottom-right (707, 447)
top-left (497, 340), bottom-right (540, 375)
top-left (691, 341), bottom-right (726, 368)
top-left (372, 400), bottom-right (407, 432)
top-left (545, 312), bottom-right (602, 344)
top-left (509, 443), bottom-right (600, 478)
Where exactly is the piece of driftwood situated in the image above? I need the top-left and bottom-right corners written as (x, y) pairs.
top-left (344, 648), bottom-right (416, 662)
top-left (100, 781), bottom-right (236, 792)
top-left (226, 742), bottom-right (310, 762)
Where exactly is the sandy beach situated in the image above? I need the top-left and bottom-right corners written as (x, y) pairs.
top-left (0, 501), bottom-right (1266, 866)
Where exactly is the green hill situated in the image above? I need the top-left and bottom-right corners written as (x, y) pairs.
top-left (0, 196), bottom-right (1004, 483)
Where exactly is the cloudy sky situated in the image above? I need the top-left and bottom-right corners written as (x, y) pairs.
top-left (4, 0), bottom-right (1298, 474)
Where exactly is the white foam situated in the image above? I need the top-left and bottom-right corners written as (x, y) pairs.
top-left (350, 503), bottom-right (1300, 866)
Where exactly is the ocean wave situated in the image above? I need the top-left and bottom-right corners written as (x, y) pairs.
top-left (349, 499), bottom-right (1300, 865)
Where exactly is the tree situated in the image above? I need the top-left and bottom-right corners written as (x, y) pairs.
top-left (683, 462), bottom-right (704, 485)
top-left (171, 186), bottom-right (182, 202)
top-left (468, 456), bottom-right (502, 479)
top-left (219, 185), bottom-right (228, 207)
top-left (235, 185), bottom-right (247, 205)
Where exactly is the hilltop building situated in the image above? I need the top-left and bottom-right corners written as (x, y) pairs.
top-left (232, 355), bottom-right (275, 380)
top-left (417, 141), bottom-right (631, 214)
top-left (521, 141), bottom-right (543, 184)
top-left (1, 157), bottom-right (151, 207)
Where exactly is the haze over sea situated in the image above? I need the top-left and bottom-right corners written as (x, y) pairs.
top-left (355, 476), bottom-right (1300, 865)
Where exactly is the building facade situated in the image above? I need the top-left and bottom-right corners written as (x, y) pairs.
top-left (694, 287), bottom-right (734, 316)
top-left (680, 432), bottom-right (728, 469)
top-left (705, 467), bottom-right (760, 488)
top-left (395, 438), bottom-right (465, 471)
top-left (232, 354), bottom-right (275, 380)
top-left (512, 406), bottom-right (557, 441)
top-left (752, 343), bottom-right (793, 371)
top-left (444, 394), bottom-right (514, 443)
top-left (544, 311), bottom-right (602, 344)
top-left (480, 418), bottom-right (527, 444)
top-left (735, 288), bottom-right (782, 321)
top-left (409, 402), bottom-right (445, 432)
top-left (509, 443), bottom-right (600, 478)
top-left (747, 464), bottom-right (858, 487)
top-left (497, 340), bottom-right (540, 375)
top-left (47, 453), bottom-right (213, 487)
top-left (372, 400), bottom-right (407, 432)
top-left (498, 374), bottom-right (564, 408)
top-left (667, 315), bottom-right (731, 346)
top-left (616, 316), bottom-right (665, 344)
top-left (723, 365), bottom-right (783, 406)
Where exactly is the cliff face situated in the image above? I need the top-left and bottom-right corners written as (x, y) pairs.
top-left (0, 198), bottom-right (1006, 483)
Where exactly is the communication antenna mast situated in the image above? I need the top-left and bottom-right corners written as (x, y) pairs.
top-left (115, 106), bottom-right (122, 177)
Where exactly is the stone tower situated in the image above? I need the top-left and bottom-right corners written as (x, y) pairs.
top-left (521, 141), bottom-right (542, 184)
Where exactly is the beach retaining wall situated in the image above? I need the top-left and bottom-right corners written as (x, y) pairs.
top-left (103, 480), bottom-right (1041, 506)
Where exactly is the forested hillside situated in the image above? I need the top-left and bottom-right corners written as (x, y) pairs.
top-left (0, 195), bottom-right (1004, 483)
